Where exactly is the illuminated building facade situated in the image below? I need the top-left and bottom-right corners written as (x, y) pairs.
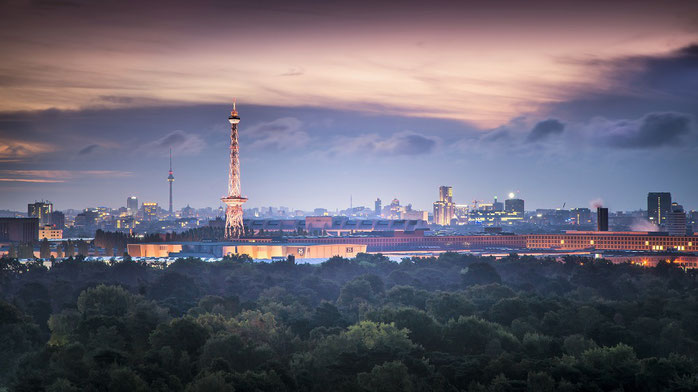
top-left (287, 233), bottom-right (526, 252)
top-left (39, 225), bottom-right (63, 240)
top-left (127, 241), bottom-right (366, 259)
top-left (433, 186), bottom-right (455, 225)
top-left (126, 196), bottom-right (138, 215)
top-left (143, 202), bottom-right (158, 221)
top-left (505, 197), bottom-right (524, 215)
top-left (222, 101), bottom-right (247, 239)
top-left (526, 231), bottom-right (697, 252)
top-left (466, 196), bottom-right (524, 226)
top-left (571, 208), bottom-right (592, 225)
top-left (116, 216), bottom-right (135, 229)
top-left (28, 201), bottom-right (53, 226)
top-left (286, 230), bottom-right (698, 254)
top-left (648, 192), bottom-right (671, 225)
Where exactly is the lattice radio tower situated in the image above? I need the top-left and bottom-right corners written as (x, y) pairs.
top-left (221, 99), bottom-right (247, 239)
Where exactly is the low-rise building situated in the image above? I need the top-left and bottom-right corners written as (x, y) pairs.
top-left (39, 226), bottom-right (63, 240)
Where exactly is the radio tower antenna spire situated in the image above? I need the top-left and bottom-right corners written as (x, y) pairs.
top-left (221, 99), bottom-right (247, 239)
top-left (167, 148), bottom-right (174, 215)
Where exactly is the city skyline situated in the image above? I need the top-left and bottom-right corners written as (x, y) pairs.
top-left (1, 0), bottom-right (697, 212)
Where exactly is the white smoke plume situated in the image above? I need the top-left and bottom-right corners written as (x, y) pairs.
top-left (630, 218), bottom-right (659, 232)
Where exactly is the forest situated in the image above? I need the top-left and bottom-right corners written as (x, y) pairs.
top-left (1, 252), bottom-right (697, 391)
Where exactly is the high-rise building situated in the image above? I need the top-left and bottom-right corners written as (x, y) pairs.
top-left (647, 192), bottom-right (671, 226)
top-left (375, 198), bottom-right (382, 216)
top-left (433, 186), bottom-right (455, 225)
top-left (74, 209), bottom-right (99, 228)
top-left (127, 196), bottom-right (138, 215)
top-left (221, 100), bottom-right (247, 239)
top-left (571, 207), bottom-right (591, 225)
top-left (28, 201), bottom-right (53, 226)
top-left (597, 207), bottom-right (608, 231)
top-left (50, 211), bottom-right (65, 229)
top-left (439, 186), bottom-right (453, 203)
top-left (386, 198), bottom-right (401, 219)
top-left (667, 203), bottom-right (687, 236)
top-left (505, 197), bottom-right (524, 216)
top-left (143, 202), bottom-right (158, 221)
top-left (168, 149), bottom-right (174, 215)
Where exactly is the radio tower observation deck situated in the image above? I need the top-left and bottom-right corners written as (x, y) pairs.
top-left (222, 100), bottom-right (247, 239)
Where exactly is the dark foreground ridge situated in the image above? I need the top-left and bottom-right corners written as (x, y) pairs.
top-left (1, 253), bottom-right (697, 391)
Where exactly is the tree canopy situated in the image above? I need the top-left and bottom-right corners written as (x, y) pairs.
top-left (1, 252), bottom-right (697, 391)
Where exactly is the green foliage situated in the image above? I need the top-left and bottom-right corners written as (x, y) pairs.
top-left (1, 254), bottom-right (698, 391)
top-left (462, 262), bottom-right (501, 286)
top-left (357, 360), bottom-right (413, 392)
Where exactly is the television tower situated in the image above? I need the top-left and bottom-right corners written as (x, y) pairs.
top-left (222, 99), bottom-right (247, 239)
top-left (167, 148), bottom-right (174, 215)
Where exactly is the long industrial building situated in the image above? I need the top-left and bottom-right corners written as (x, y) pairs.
top-left (286, 230), bottom-right (698, 253)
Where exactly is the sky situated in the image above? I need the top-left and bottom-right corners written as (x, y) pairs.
top-left (1, 0), bottom-right (697, 212)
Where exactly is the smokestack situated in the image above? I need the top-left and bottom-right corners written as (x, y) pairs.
top-left (597, 207), bottom-right (608, 231)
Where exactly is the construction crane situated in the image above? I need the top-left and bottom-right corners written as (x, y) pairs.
top-left (471, 199), bottom-right (482, 210)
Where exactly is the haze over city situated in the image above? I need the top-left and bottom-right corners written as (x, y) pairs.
top-left (1, 0), bottom-right (697, 212)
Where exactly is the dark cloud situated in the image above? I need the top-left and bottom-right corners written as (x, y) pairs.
top-left (244, 117), bottom-right (310, 150)
top-left (629, 44), bottom-right (698, 98)
top-left (386, 133), bottom-right (437, 155)
top-left (527, 119), bottom-right (565, 142)
top-left (480, 129), bottom-right (510, 142)
top-left (77, 144), bottom-right (99, 155)
top-left (595, 112), bottom-right (694, 149)
top-left (334, 131), bottom-right (438, 156)
top-left (141, 130), bottom-right (206, 155)
top-left (550, 43), bottom-right (698, 121)
top-left (158, 132), bottom-right (186, 146)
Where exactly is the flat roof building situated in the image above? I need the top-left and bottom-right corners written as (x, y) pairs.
top-left (127, 241), bottom-right (367, 259)
top-left (0, 218), bottom-right (39, 243)
top-left (39, 226), bottom-right (63, 240)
